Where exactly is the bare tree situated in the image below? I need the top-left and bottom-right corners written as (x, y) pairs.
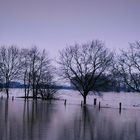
top-left (58, 40), bottom-right (113, 104)
top-left (0, 46), bottom-right (22, 98)
top-left (116, 41), bottom-right (140, 92)
top-left (28, 47), bottom-right (40, 98)
top-left (20, 48), bottom-right (31, 98)
top-left (36, 51), bottom-right (57, 100)
top-left (21, 47), bottom-right (57, 99)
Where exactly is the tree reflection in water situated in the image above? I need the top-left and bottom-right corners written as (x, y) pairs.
top-left (57, 106), bottom-right (96, 140)
top-left (0, 99), bottom-right (140, 140)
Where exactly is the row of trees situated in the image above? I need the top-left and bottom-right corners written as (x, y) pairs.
top-left (59, 40), bottom-right (140, 104)
top-left (0, 46), bottom-right (56, 99)
top-left (0, 40), bottom-right (140, 104)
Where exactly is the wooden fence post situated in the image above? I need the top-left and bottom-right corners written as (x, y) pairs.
top-left (99, 101), bottom-right (101, 109)
top-left (81, 101), bottom-right (83, 107)
top-left (64, 99), bottom-right (67, 105)
top-left (94, 98), bottom-right (97, 106)
top-left (12, 96), bottom-right (14, 101)
top-left (119, 102), bottom-right (122, 114)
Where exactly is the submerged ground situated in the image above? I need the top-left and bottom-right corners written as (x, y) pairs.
top-left (0, 90), bottom-right (140, 140)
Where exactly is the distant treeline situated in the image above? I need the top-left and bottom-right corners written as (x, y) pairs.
top-left (0, 81), bottom-right (74, 90)
top-left (71, 74), bottom-right (131, 93)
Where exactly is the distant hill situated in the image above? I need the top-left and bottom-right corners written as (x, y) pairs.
top-left (50, 85), bottom-right (75, 90)
top-left (0, 81), bottom-right (23, 88)
top-left (0, 81), bottom-right (74, 90)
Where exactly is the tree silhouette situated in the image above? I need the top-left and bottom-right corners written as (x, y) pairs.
top-left (20, 47), bottom-right (56, 99)
top-left (116, 41), bottom-right (140, 92)
top-left (58, 40), bottom-right (113, 104)
top-left (0, 46), bottom-right (22, 98)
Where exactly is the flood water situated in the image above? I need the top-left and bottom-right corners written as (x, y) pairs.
top-left (0, 98), bottom-right (140, 140)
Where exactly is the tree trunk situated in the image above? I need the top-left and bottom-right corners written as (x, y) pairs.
top-left (6, 88), bottom-right (9, 99)
top-left (27, 73), bottom-right (31, 98)
top-left (24, 71), bottom-right (27, 98)
top-left (6, 79), bottom-right (9, 99)
top-left (83, 96), bottom-right (87, 104)
top-left (24, 81), bottom-right (27, 98)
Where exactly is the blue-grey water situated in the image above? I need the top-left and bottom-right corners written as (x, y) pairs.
top-left (0, 98), bottom-right (140, 140)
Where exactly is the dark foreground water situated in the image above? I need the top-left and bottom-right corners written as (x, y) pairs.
top-left (0, 99), bottom-right (140, 140)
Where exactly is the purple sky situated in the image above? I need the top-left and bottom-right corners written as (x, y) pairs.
top-left (0, 0), bottom-right (140, 58)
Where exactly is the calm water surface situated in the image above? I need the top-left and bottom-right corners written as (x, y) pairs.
top-left (0, 99), bottom-right (140, 140)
